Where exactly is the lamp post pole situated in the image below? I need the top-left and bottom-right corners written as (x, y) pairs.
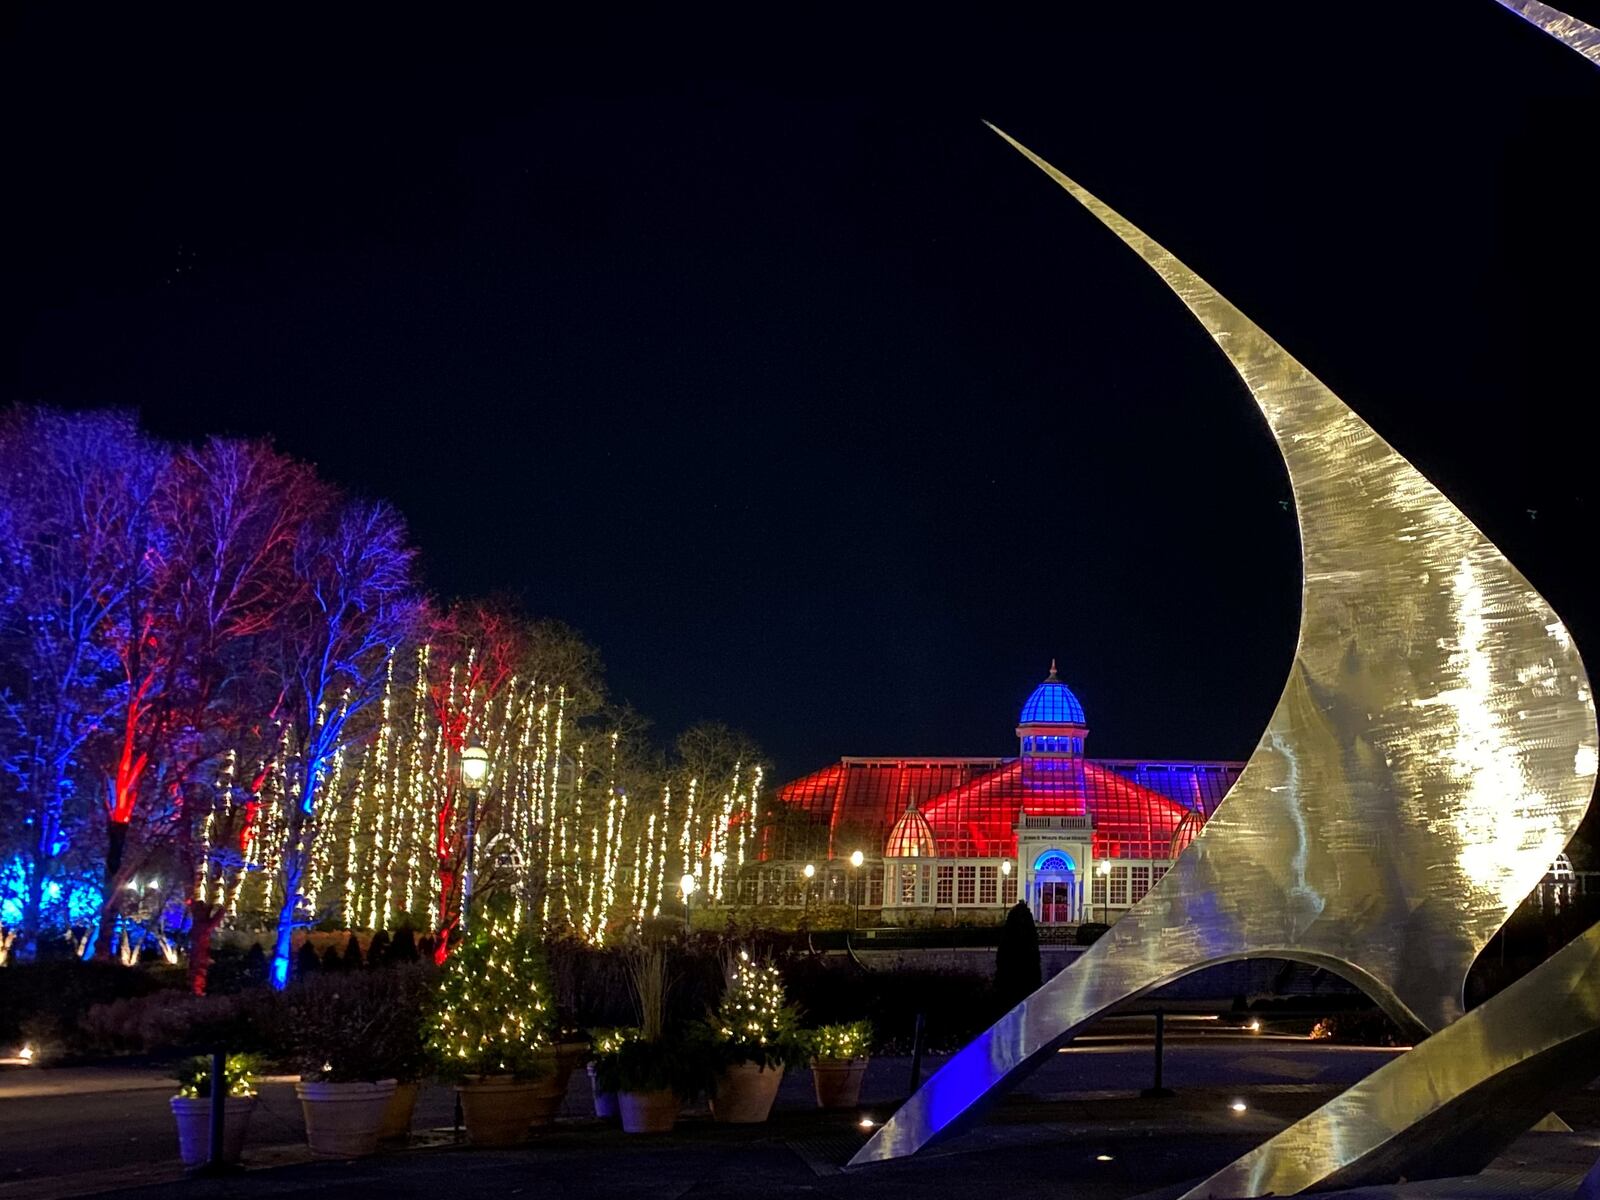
top-left (849, 850), bottom-right (864, 930)
top-left (680, 874), bottom-right (696, 934)
top-left (1097, 859), bottom-right (1111, 926)
top-left (459, 742), bottom-right (490, 934)
top-left (802, 863), bottom-right (815, 924)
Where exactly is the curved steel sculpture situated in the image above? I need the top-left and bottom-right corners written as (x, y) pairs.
top-left (1494, 0), bottom-right (1600, 65)
top-left (849, 128), bottom-right (1598, 1170)
top-left (1183, 918), bottom-right (1600, 1198)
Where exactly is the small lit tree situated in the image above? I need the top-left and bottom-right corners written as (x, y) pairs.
top-left (710, 950), bottom-right (797, 1068)
top-left (428, 912), bottom-right (553, 1078)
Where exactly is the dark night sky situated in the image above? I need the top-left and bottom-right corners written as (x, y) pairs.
top-left (5, 3), bottom-right (1599, 783)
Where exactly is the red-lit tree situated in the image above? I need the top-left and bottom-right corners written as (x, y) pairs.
top-left (424, 599), bottom-right (532, 960)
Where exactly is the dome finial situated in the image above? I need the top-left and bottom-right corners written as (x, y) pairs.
top-left (1047, 658), bottom-right (1058, 681)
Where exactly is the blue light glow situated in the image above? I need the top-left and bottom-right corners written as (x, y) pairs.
top-left (1019, 672), bottom-right (1086, 725)
top-left (1032, 849), bottom-right (1077, 873)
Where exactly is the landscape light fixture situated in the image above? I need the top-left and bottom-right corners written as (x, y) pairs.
top-left (848, 850), bottom-right (865, 930)
top-left (458, 741), bottom-right (489, 931)
top-left (459, 742), bottom-right (490, 789)
top-left (680, 873), bottom-right (697, 931)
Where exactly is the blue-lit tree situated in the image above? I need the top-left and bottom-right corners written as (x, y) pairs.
top-left (0, 407), bottom-right (163, 959)
top-left (264, 497), bottom-right (419, 988)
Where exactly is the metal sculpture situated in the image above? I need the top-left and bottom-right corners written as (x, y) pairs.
top-left (849, 129), bottom-right (1598, 1172)
top-left (1183, 918), bottom-right (1600, 1197)
top-left (1494, 0), bottom-right (1600, 65)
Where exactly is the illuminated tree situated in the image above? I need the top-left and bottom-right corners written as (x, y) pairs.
top-left (264, 497), bottom-right (420, 988)
top-left (0, 407), bottom-right (162, 958)
top-left (92, 437), bottom-right (323, 964)
top-left (427, 908), bottom-right (553, 1077)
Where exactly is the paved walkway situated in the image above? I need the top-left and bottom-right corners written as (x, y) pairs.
top-left (8, 1039), bottom-right (1576, 1200)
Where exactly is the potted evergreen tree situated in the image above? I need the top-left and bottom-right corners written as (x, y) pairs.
top-left (805, 1020), bottom-right (872, 1108)
top-left (170, 1054), bottom-right (260, 1168)
top-left (428, 914), bottom-right (556, 1146)
top-left (706, 950), bottom-right (800, 1124)
top-left (288, 970), bottom-right (423, 1157)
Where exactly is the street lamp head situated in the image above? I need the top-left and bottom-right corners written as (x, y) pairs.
top-left (1097, 859), bottom-right (1111, 877)
top-left (710, 850), bottom-right (727, 869)
top-left (460, 742), bottom-right (490, 789)
top-left (1001, 860), bottom-right (1013, 876)
top-left (849, 850), bottom-right (864, 868)
top-left (803, 863), bottom-right (816, 879)
top-left (679, 874), bottom-right (697, 898)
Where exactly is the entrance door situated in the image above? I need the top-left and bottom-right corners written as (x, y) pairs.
top-left (1029, 849), bottom-right (1079, 924)
top-left (1039, 880), bottom-right (1076, 924)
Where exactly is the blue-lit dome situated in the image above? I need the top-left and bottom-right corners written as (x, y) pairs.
top-left (1019, 661), bottom-right (1086, 726)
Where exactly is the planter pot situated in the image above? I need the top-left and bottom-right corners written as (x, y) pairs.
top-left (710, 1061), bottom-right (784, 1124)
top-left (457, 1077), bottom-right (545, 1146)
top-left (378, 1081), bottom-right (420, 1141)
top-left (810, 1058), bottom-right (869, 1109)
top-left (587, 1062), bottom-right (618, 1120)
top-left (295, 1079), bottom-right (397, 1158)
top-left (618, 1089), bottom-right (678, 1133)
top-left (171, 1095), bottom-right (257, 1168)
top-left (522, 1047), bottom-right (572, 1128)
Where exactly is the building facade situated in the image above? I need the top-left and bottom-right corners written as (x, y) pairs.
top-left (755, 665), bottom-right (1245, 926)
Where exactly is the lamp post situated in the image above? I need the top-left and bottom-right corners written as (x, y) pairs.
top-left (1001, 858), bottom-right (1013, 910)
top-left (459, 742), bottom-right (490, 933)
top-left (679, 874), bottom-right (697, 933)
top-left (1096, 859), bottom-right (1112, 926)
top-left (849, 850), bottom-right (864, 930)
top-left (802, 863), bottom-right (815, 922)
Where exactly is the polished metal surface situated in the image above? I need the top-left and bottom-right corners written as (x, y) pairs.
top-left (1182, 920), bottom-right (1600, 1198)
top-left (848, 129), bottom-right (1597, 1169)
top-left (1495, 0), bottom-right (1600, 65)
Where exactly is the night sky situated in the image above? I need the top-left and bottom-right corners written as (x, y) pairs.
top-left (6, 3), bottom-right (1599, 784)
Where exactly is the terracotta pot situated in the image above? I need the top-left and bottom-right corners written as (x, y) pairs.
top-left (618, 1089), bottom-right (678, 1133)
top-left (710, 1061), bottom-right (784, 1124)
top-left (525, 1072), bottom-right (566, 1128)
top-left (587, 1062), bottom-right (618, 1120)
top-left (171, 1094), bottom-right (257, 1168)
top-left (378, 1080), bottom-right (419, 1141)
top-left (457, 1077), bottom-right (545, 1146)
top-left (295, 1079), bottom-right (397, 1158)
top-left (810, 1058), bottom-right (869, 1109)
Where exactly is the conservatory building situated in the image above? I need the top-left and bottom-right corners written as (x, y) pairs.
top-left (754, 665), bottom-right (1244, 926)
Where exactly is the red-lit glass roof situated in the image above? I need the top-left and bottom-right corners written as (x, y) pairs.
top-left (765, 755), bottom-right (1242, 862)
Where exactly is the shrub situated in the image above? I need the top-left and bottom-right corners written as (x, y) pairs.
top-left (0, 960), bottom-right (178, 1053)
top-left (804, 1020), bottom-right (873, 1061)
top-left (588, 1026), bottom-right (644, 1092)
top-left (173, 1053), bottom-right (261, 1098)
top-left (341, 934), bottom-right (364, 970)
top-left (994, 901), bottom-right (1042, 1010)
top-left (287, 965), bottom-right (433, 1082)
top-left (367, 930), bottom-right (393, 965)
